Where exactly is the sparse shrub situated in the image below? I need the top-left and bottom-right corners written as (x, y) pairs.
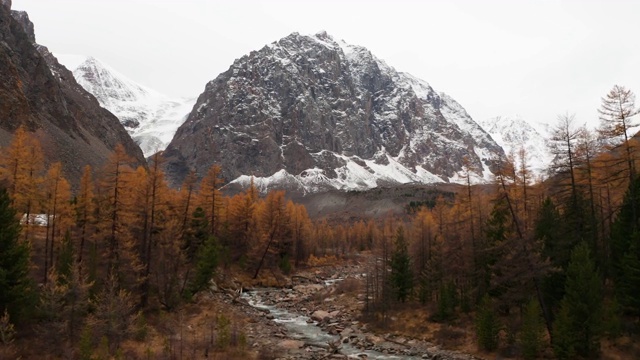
top-left (133, 312), bottom-right (148, 341)
top-left (433, 281), bottom-right (457, 322)
top-left (520, 299), bottom-right (545, 360)
top-left (434, 326), bottom-right (466, 347)
top-left (552, 305), bottom-right (575, 360)
top-left (475, 295), bottom-right (500, 351)
top-left (216, 314), bottom-right (231, 349)
top-left (78, 325), bottom-right (93, 360)
top-left (95, 336), bottom-right (110, 360)
top-left (0, 310), bottom-right (15, 345)
top-left (335, 277), bottom-right (360, 295)
top-left (307, 254), bottom-right (338, 266)
top-left (230, 325), bottom-right (247, 349)
top-left (604, 296), bottom-right (622, 339)
top-left (88, 275), bottom-right (137, 354)
top-left (278, 254), bottom-right (292, 274)
top-left (257, 346), bottom-right (277, 360)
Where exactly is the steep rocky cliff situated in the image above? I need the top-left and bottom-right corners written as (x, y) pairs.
top-left (0, 3), bottom-right (144, 183)
top-left (163, 31), bottom-right (504, 192)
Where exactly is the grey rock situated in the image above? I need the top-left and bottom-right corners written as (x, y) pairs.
top-left (311, 310), bottom-right (330, 322)
top-left (163, 31), bottom-right (505, 191)
top-left (10, 10), bottom-right (33, 43)
top-left (0, 6), bottom-right (145, 185)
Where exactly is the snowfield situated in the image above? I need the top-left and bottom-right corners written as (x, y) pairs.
top-left (55, 54), bottom-right (196, 157)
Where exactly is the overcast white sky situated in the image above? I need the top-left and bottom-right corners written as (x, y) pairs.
top-left (13, 0), bottom-right (640, 127)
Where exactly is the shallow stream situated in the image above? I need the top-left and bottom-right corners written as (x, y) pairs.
top-left (243, 288), bottom-right (425, 359)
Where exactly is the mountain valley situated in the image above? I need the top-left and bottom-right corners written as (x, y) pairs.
top-left (3, 2), bottom-right (640, 360)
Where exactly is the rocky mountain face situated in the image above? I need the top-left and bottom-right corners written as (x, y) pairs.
top-left (56, 55), bottom-right (196, 157)
top-left (478, 116), bottom-right (553, 179)
top-left (0, 3), bottom-right (144, 183)
top-left (163, 31), bottom-right (505, 192)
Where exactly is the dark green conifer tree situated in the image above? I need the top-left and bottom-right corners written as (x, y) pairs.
top-left (551, 305), bottom-right (575, 360)
top-left (480, 196), bottom-right (511, 300)
top-left (535, 198), bottom-right (565, 315)
top-left (434, 281), bottom-right (457, 322)
top-left (188, 235), bottom-right (219, 296)
top-left (618, 243), bottom-right (640, 317)
top-left (552, 242), bottom-right (603, 358)
top-left (183, 207), bottom-right (219, 297)
top-left (183, 207), bottom-right (210, 261)
top-left (0, 188), bottom-right (35, 323)
top-left (610, 176), bottom-right (640, 316)
top-left (475, 294), bottom-right (500, 351)
top-left (520, 299), bottom-right (545, 360)
top-left (390, 226), bottom-right (412, 302)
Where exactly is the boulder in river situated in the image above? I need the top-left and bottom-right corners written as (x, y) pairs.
top-left (311, 310), bottom-right (331, 322)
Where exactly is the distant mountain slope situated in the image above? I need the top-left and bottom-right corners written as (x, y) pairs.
top-left (164, 31), bottom-right (505, 192)
top-left (479, 115), bottom-right (553, 178)
top-left (56, 55), bottom-right (196, 157)
top-left (0, 3), bottom-right (144, 183)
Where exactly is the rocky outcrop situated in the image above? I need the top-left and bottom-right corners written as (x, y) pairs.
top-left (9, 10), bottom-right (32, 42)
top-left (163, 31), bottom-right (505, 191)
top-left (0, 5), bottom-right (144, 183)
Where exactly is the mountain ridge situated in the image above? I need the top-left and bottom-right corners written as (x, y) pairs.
top-left (0, 4), bottom-right (145, 184)
top-left (56, 55), bottom-right (196, 157)
top-left (478, 115), bottom-right (553, 178)
top-left (163, 31), bottom-right (506, 192)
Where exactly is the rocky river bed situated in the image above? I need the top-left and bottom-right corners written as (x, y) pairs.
top-left (231, 264), bottom-right (481, 360)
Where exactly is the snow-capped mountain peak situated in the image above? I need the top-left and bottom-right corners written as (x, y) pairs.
top-left (479, 115), bottom-right (553, 178)
top-left (163, 31), bottom-right (506, 191)
top-left (55, 54), bottom-right (196, 157)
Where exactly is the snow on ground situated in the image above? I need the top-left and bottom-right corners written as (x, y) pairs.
top-left (228, 149), bottom-right (449, 194)
top-left (20, 214), bottom-right (50, 226)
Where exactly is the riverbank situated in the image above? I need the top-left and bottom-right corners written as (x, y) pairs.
top-left (226, 260), bottom-right (481, 360)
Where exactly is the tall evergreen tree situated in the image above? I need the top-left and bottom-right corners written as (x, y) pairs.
top-left (520, 299), bottom-right (545, 360)
top-left (610, 175), bottom-right (640, 281)
top-left (536, 197), bottom-right (571, 316)
top-left (390, 226), bottom-right (412, 302)
top-left (0, 188), bottom-right (35, 323)
top-left (618, 243), bottom-right (640, 317)
top-left (475, 294), bottom-right (500, 351)
top-left (480, 196), bottom-right (511, 300)
top-left (187, 234), bottom-right (219, 296)
top-left (610, 176), bottom-right (640, 317)
top-left (552, 242), bottom-right (603, 358)
top-left (183, 207), bottom-right (210, 262)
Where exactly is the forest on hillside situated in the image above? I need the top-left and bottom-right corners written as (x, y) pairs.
top-left (1, 85), bottom-right (640, 359)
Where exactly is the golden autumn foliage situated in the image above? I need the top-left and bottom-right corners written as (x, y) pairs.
top-left (4, 102), bottom-right (640, 359)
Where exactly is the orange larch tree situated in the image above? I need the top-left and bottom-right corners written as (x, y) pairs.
top-left (198, 164), bottom-right (224, 237)
top-left (41, 162), bottom-right (72, 284)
